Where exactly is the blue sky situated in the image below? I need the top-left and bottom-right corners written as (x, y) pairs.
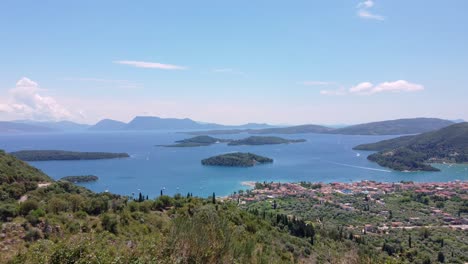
top-left (0, 0), bottom-right (467, 125)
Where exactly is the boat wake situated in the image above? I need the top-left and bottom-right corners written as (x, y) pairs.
top-left (323, 160), bottom-right (391, 173)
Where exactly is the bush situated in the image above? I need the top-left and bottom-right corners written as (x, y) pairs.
top-left (19, 200), bottom-right (38, 216)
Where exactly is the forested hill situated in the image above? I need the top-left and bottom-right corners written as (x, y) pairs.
top-left (0, 150), bottom-right (315, 263)
top-left (354, 122), bottom-right (468, 171)
top-left (330, 118), bottom-right (454, 135)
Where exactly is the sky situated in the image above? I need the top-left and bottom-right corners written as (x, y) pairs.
top-left (0, 0), bottom-right (467, 125)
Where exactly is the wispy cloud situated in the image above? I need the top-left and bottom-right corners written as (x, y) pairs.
top-left (212, 68), bottom-right (246, 75)
top-left (114, 60), bottom-right (187, 70)
top-left (300, 81), bottom-right (335, 86)
top-left (320, 80), bottom-right (424, 96)
top-left (320, 87), bottom-right (347, 96)
top-left (357, 0), bottom-right (384, 21)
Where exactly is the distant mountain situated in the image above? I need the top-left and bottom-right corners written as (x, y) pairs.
top-left (124, 116), bottom-right (225, 130)
top-left (88, 119), bottom-right (127, 131)
top-left (452, 119), bottom-right (466, 123)
top-left (329, 118), bottom-right (454, 135)
top-left (0, 121), bottom-right (56, 133)
top-left (249, 124), bottom-right (333, 134)
top-left (354, 122), bottom-right (468, 171)
top-left (13, 120), bottom-right (90, 131)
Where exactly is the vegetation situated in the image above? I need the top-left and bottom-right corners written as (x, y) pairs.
top-left (354, 122), bottom-right (468, 171)
top-left (10, 150), bottom-right (130, 161)
top-left (244, 182), bottom-right (468, 264)
top-left (248, 125), bottom-right (333, 134)
top-left (160, 135), bottom-right (231, 147)
top-left (228, 136), bottom-right (305, 146)
top-left (201, 152), bottom-right (273, 167)
top-left (187, 118), bottom-right (454, 136)
top-left (330, 118), bottom-right (454, 135)
top-left (59, 175), bottom-right (99, 183)
top-left (0, 151), bottom-right (315, 263)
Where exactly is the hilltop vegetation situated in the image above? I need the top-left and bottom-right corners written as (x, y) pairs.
top-left (330, 118), bottom-right (454, 135)
top-left (59, 175), bottom-right (99, 183)
top-left (228, 136), bottom-right (305, 146)
top-left (201, 152), bottom-right (273, 167)
top-left (354, 122), bottom-right (468, 171)
top-left (10, 150), bottom-right (129, 161)
top-left (160, 135), bottom-right (231, 147)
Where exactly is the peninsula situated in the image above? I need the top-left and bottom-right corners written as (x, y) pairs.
top-left (201, 152), bottom-right (273, 167)
top-left (10, 150), bottom-right (130, 161)
top-left (354, 122), bottom-right (468, 171)
top-left (60, 175), bottom-right (99, 183)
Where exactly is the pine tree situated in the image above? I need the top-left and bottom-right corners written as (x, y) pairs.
top-left (212, 192), bottom-right (216, 204)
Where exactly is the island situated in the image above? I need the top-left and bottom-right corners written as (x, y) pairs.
top-left (60, 175), bottom-right (99, 183)
top-left (353, 122), bottom-right (468, 171)
top-left (228, 136), bottom-right (305, 146)
top-left (10, 150), bottom-right (130, 161)
top-left (160, 135), bottom-right (232, 147)
top-left (201, 152), bottom-right (273, 167)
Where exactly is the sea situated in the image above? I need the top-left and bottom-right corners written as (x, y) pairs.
top-left (1, 131), bottom-right (467, 198)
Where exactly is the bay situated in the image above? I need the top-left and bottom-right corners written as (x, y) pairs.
top-left (1, 131), bottom-right (466, 198)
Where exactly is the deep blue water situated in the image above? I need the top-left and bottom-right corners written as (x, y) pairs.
top-left (1, 131), bottom-right (467, 198)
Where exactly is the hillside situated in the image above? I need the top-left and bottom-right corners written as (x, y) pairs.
top-left (88, 119), bottom-right (127, 131)
top-left (228, 136), bottom-right (306, 146)
top-left (0, 151), bottom-right (316, 263)
top-left (249, 124), bottom-right (333, 134)
top-left (330, 118), bottom-right (454, 135)
top-left (10, 150), bottom-right (130, 161)
top-left (354, 122), bottom-right (468, 171)
top-left (0, 121), bottom-right (56, 134)
top-left (13, 120), bottom-right (90, 131)
top-left (201, 152), bottom-right (273, 167)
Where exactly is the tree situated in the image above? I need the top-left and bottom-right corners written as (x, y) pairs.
top-left (212, 192), bottom-right (216, 204)
top-left (408, 234), bottom-right (412, 248)
top-left (437, 251), bottom-right (445, 263)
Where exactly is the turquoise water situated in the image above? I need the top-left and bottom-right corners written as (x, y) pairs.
top-left (1, 131), bottom-right (466, 198)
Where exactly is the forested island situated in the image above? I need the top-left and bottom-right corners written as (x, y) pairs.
top-left (354, 122), bottom-right (468, 171)
top-left (201, 152), bottom-right (273, 167)
top-left (60, 175), bottom-right (99, 183)
top-left (10, 150), bottom-right (130, 161)
top-left (228, 136), bottom-right (305, 146)
top-left (160, 135), bottom-right (231, 147)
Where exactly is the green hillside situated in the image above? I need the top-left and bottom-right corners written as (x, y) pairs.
top-left (330, 118), bottom-right (454, 135)
top-left (201, 152), bottom-right (273, 167)
top-left (354, 122), bottom-right (468, 171)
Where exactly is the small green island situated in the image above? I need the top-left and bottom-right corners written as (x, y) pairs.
top-left (160, 135), bottom-right (232, 147)
top-left (60, 175), bottom-right (99, 183)
top-left (228, 136), bottom-right (306, 146)
top-left (10, 150), bottom-right (130, 161)
top-left (354, 122), bottom-right (468, 171)
top-left (201, 152), bottom-right (273, 167)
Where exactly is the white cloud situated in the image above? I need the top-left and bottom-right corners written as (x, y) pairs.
top-left (114, 60), bottom-right (187, 70)
top-left (320, 80), bottom-right (424, 96)
top-left (370, 80), bottom-right (424, 94)
top-left (0, 77), bottom-right (74, 121)
top-left (349, 82), bottom-right (373, 93)
top-left (357, 0), bottom-right (385, 21)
